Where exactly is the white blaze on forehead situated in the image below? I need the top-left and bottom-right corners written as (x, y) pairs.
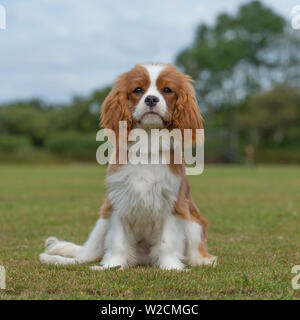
top-left (133, 63), bottom-right (167, 122)
top-left (142, 63), bottom-right (166, 85)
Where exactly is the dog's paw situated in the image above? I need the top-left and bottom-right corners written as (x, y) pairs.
top-left (90, 264), bottom-right (123, 271)
top-left (195, 255), bottom-right (217, 267)
top-left (158, 256), bottom-right (185, 270)
top-left (99, 254), bottom-right (128, 270)
top-left (39, 253), bottom-right (50, 264)
top-left (39, 253), bottom-right (76, 265)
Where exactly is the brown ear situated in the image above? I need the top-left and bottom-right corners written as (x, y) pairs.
top-left (100, 74), bottom-right (132, 135)
top-left (172, 75), bottom-right (203, 143)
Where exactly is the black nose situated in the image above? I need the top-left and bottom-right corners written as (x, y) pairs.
top-left (145, 95), bottom-right (159, 108)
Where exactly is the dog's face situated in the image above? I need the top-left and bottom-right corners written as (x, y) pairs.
top-left (101, 62), bottom-right (203, 138)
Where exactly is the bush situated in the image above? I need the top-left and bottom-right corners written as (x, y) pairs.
top-left (255, 147), bottom-right (300, 164)
top-left (0, 104), bottom-right (50, 146)
top-left (45, 132), bottom-right (100, 161)
top-left (0, 135), bottom-right (58, 163)
top-left (0, 135), bottom-right (31, 152)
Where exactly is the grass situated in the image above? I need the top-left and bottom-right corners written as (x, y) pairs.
top-left (0, 164), bottom-right (299, 300)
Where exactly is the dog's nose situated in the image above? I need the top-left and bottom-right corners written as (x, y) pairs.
top-left (145, 95), bottom-right (159, 108)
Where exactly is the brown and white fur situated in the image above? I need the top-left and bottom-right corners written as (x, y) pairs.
top-left (39, 62), bottom-right (217, 270)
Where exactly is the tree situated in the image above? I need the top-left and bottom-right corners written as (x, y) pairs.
top-left (176, 1), bottom-right (297, 113)
top-left (176, 1), bottom-right (300, 162)
top-left (0, 101), bottom-right (50, 146)
top-left (235, 84), bottom-right (300, 148)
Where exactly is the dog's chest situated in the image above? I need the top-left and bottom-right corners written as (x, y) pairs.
top-left (106, 164), bottom-right (181, 219)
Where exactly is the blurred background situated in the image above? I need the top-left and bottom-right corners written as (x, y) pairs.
top-left (0, 0), bottom-right (299, 165)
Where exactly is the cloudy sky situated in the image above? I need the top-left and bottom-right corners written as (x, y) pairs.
top-left (0, 0), bottom-right (296, 103)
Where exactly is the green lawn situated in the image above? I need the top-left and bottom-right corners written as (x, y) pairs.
top-left (0, 164), bottom-right (299, 300)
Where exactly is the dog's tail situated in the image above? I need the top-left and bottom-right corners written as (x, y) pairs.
top-left (44, 236), bottom-right (81, 257)
top-left (39, 218), bottom-right (108, 265)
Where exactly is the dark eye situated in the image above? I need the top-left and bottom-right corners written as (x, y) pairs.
top-left (163, 87), bottom-right (172, 94)
top-left (133, 87), bottom-right (144, 94)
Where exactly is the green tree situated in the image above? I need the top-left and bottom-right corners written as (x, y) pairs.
top-left (235, 84), bottom-right (300, 148)
top-left (176, 0), bottom-right (300, 162)
top-left (0, 101), bottom-right (50, 146)
top-left (176, 1), bottom-right (293, 112)
top-left (53, 87), bottom-right (111, 132)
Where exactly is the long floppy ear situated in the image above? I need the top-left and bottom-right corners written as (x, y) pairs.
top-left (100, 74), bottom-right (133, 135)
top-left (172, 75), bottom-right (203, 143)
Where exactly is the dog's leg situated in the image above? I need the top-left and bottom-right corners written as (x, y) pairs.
top-left (40, 218), bottom-right (108, 265)
top-left (95, 213), bottom-right (136, 269)
top-left (150, 216), bottom-right (185, 270)
top-left (184, 220), bottom-right (217, 266)
top-left (75, 218), bottom-right (108, 263)
top-left (39, 253), bottom-right (77, 265)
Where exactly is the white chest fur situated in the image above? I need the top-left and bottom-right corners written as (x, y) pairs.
top-left (106, 164), bottom-right (180, 222)
top-left (106, 164), bottom-right (181, 261)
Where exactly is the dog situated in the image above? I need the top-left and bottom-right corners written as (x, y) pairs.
top-left (39, 62), bottom-right (217, 270)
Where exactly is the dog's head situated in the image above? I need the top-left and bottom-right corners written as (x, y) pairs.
top-left (101, 62), bottom-right (203, 141)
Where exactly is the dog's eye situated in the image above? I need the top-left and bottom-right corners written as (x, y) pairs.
top-left (133, 87), bottom-right (144, 94)
top-left (163, 87), bottom-right (172, 94)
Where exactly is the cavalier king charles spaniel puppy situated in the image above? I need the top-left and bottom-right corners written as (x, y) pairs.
top-left (40, 62), bottom-right (217, 270)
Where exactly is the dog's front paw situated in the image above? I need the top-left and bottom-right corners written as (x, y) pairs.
top-left (158, 255), bottom-right (185, 270)
top-left (99, 254), bottom-right (128, 270)
top-left (194, 255), bottom-right (217, 267)
top-left (90, 264), bottom-right (123, 271)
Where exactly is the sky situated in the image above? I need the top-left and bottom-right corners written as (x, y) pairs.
top-left (0, 0), bottom-right (297, 104)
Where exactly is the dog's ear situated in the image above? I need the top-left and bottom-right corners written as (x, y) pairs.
top-left (172, 75), bottom-right (203, 143)
top-left (100, 73), bottom-right (133, 136)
